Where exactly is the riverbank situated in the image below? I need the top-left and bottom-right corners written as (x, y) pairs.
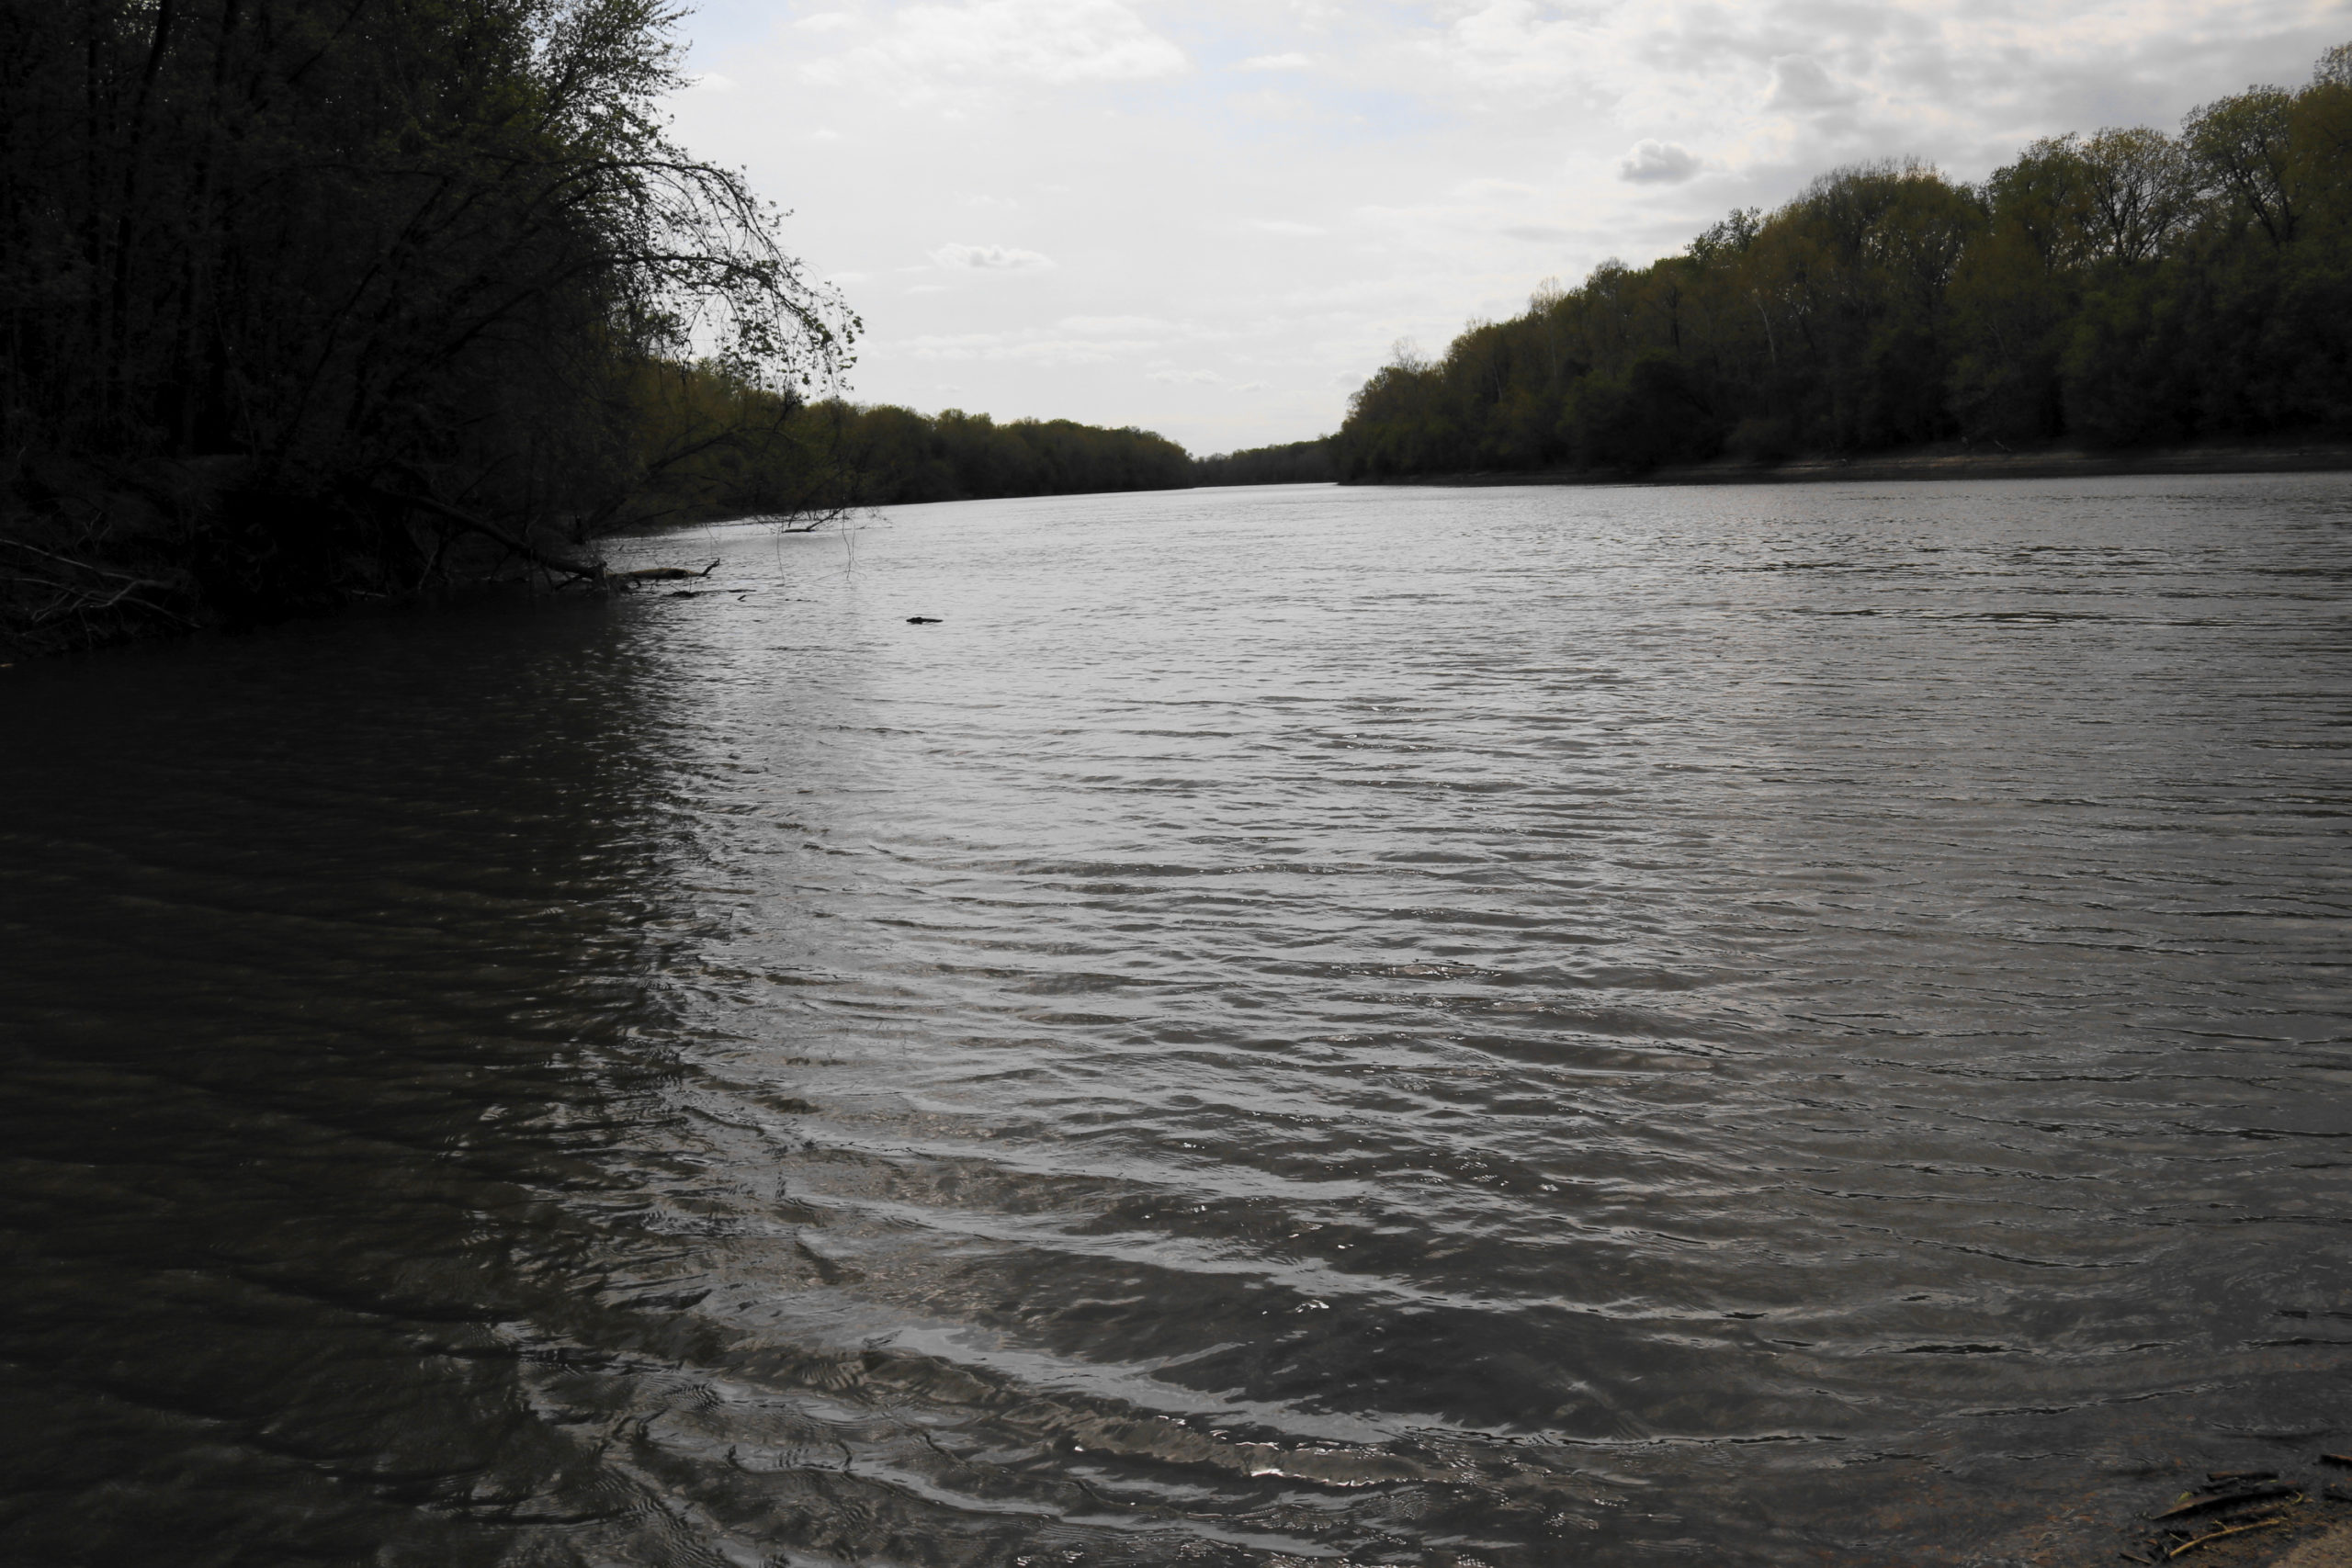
top-left (1354, 436), bottom-right (2352, 490)
top-left (2085, 1477), bottom-right (2352, 1568)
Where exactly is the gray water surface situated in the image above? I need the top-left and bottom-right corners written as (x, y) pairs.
top-left (4, 476), bottom-right (2350, 1567)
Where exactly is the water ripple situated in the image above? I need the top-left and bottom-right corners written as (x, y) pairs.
top-left (3, 475), bottom-right (2350, 1564)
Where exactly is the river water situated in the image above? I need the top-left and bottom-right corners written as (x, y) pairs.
top-left (4, 476), bottom-right (2350, 1567)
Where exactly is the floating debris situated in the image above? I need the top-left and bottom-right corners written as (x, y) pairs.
top-left (616, 560), bottom-right (719, 582)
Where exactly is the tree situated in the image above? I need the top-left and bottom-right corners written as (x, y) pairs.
top-left (2188, 86), bottom-right (2304, 246)
top-left (2078, 128), bottom-right (2198, 264)
top-left (1, 0), bottom-right (855, 646)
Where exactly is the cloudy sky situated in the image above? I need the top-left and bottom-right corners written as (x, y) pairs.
top-left (669, 0), bottom-right (2351, 454)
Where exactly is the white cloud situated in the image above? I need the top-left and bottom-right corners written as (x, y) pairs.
top-left (1618, 139), bottom-right (1702, 184)
top-left (1455, 177), bottom-right (1537, 200)
top-left (1766, 54), bottom-right (1860, 112)
top-left (1238, 52), bottom-right (1315, 71)
top-left (1417, 0), bottom-right (1610, 95)
top-left (1058, 314), bottom-right (1181, 335)
top-left (931, 242), bottom-right (1057, 270)
top-left (1248, 219), bottom-right (1327, 236)
top-left (1148, 367), bottom-right (1226, 384)
top-left (909, 331), bottom-right (1158, 364)
top-left (906, 333), bottom-right (1001, 357)
top-left (806, 0), bottom-right (1186, 98)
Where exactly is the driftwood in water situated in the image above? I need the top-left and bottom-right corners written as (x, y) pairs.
top-left (613, 561), bottom-right (718, 582)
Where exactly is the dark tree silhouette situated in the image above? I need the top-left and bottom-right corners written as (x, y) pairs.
top-left (0, 0), bottom-right (854, 649)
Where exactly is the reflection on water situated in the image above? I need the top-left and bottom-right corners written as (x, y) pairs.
top-left (3, 475), bottom-right (2350, 1566)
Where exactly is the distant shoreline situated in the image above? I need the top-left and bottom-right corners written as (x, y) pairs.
top-left (1347, 439), bottom-right (2352, 491)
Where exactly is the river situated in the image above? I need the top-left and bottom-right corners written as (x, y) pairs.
top-left (3, 475), bottom-right (2349, 1567)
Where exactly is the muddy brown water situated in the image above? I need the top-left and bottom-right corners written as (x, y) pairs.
top-left (3, 476), bottom-right (2350, 1567)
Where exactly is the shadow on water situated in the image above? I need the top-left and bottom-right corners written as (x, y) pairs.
top-left (0, 602), bottom-right (707, 1567)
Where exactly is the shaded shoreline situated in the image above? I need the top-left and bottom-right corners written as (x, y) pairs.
top-left (1348, 438), bottom-right (2352, 491)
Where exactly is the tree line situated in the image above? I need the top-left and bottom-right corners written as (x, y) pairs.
top-left (631, 381), bottom-right (1338, 513)
top-left (801, 401), bottom-right (1193, 505)
top-left (613, 362), bottom-right (1194, 523)
top-left (1335, 43), bottom-right (2352, 480)
top-left (1193, 439), bottom-right (1338, 486)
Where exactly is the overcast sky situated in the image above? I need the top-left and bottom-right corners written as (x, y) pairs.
top-left (668, 0), bottom-right (2352, 454)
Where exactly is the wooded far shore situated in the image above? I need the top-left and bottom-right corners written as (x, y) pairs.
top-left (1327, 41), bottom-right (2352, 487)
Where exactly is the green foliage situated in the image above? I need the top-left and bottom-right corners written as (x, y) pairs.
top-left (813, 404), bottom-right (1194, 504)
top-left (1194, 439), bottom-right (1337, 485)
top-left (1568, 353), bottom-right (1722, 472)
top-left (618, 370), bottom-right (1195, 518)
top-left (1335, 43), bottom-right (2352, 479)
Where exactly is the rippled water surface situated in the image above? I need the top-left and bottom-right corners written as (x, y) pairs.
top-left (6, 476), bottom-right (2352, 1567)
